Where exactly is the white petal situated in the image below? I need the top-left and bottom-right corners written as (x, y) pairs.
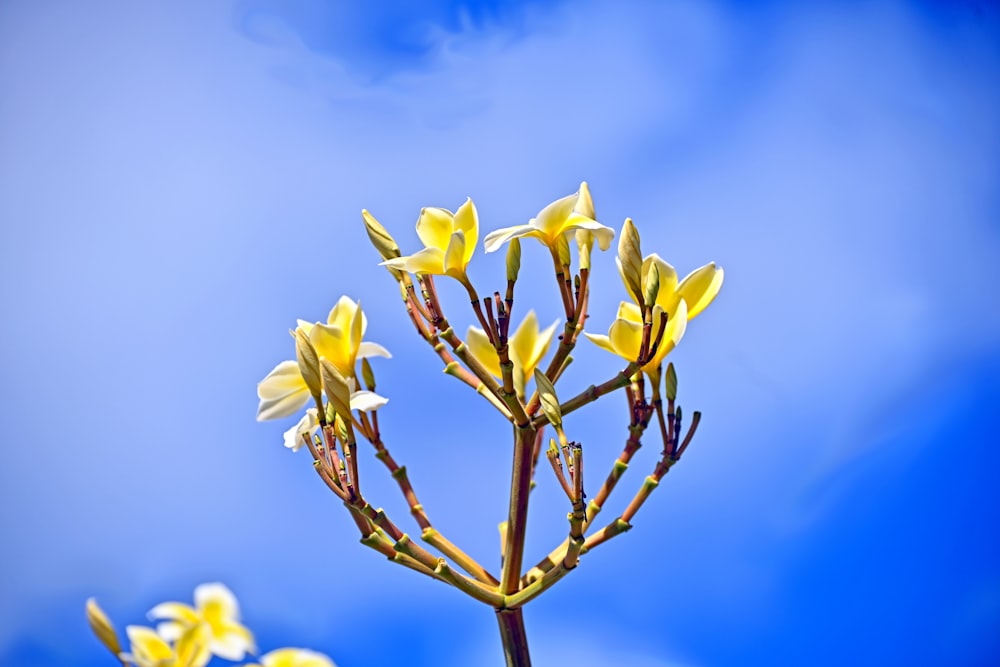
top-left (357, 341), bottom-right (391, 359)
top-left (349, 390), bottom-right (388, 413)
top-left (256, 387), bottom-right (310, 421)
top-left (483, 225), bottom-right (540, 253)
top-left (194, 583), bottom-right (239, 619)
top-left (257, 361), bottom-right (304, 400)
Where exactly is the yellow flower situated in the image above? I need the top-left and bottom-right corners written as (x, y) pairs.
top-left (120, 624), bottom-right (211, 667)
top-left (483, 182), bottom-right (615, 254)
top-left (242, 647), bottom-right (337, 667)
top-left (621, 253), bottom-right (724, 321)
top-left (584, 299), bottom-right (688, 374)
top-left (380, 199), bottom-right (478, 279)
top-left (466, 310), bottom-right (558, 399)
top-left (147, 583), bottom-right (255, 662)
top-left (257, 296), bottom-right (391, 422)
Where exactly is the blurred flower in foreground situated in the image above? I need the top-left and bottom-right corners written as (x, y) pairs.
top-left (256, 296), bottom-right (390, 422)
top-left (242, 648), bottom-right (337, 667)
top-left (379, 199), bottom-right (478, 281)
top-left (467, 310), bottom-right (558, 399)
top-left (121, 624), bottom-right (210, 667)
top-left (483, 182), bottom-right (614, 254)
top-left (148, 582), bottom-right (256, 661)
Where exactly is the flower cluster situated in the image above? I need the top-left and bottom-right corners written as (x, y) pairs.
top-left (86, 584), bottom-right (335, 667)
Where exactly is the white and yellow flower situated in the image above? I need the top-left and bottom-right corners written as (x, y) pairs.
top-left (483, 182), bottom-right (614, 254)
top-left (242, 647), bottom-right (337, 667)
top-left (467, 310), bottom-right (558, 399)
top-left (256, 296), bottom-right (390, 422)
top-left (380, 199), bottom-right (478, 279)
top-left (120, 624), bottom-right (211, 667)
top-left (282, 408), bottom-right (320, 452)
top-left (148, 583), bottom-right (255, 662)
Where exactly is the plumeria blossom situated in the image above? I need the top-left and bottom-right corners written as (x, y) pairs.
top-left (585, 299), bottom-right (688, 377)
top-left (257, 296), bottom-right (390, 422)
top-left (120, 624), bottom-right (210, 667)
top-left (467, 310), bottom-right (558, 399)
top-left (380, 199), bottom-right (478, 280)
top-left (148, 583), bottom-right (256, 662)
top-left (483, 182), bottom-right (615, 254)
top-left (242, 648), bottom-right (337, 667)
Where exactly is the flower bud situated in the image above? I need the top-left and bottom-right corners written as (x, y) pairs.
top-left (643, 262), bottom-right (660, 312)
top-left (362, 209), bottom-right (404, 279)
top-left (664, 362), bottom-right (677, 401)
top-left (85, 598), bottom-right (122, 659)
top-left (295, 328), bottom-right (323, 403)
top-left (556, 232), bottom-right (571, 268)
top-left (575, 230), bottom-right (594, 271)
top-left (575, 181), bottom-right (596, 220)
top-left (534, 368), bottom-right (561, 428)
top-left (618, 218), bottom-right (643, 306)
top-left (320, 358), bottom-right (352, 422)
top-left (506, 238), bottom-right (521, 282)
top-left (361, 357), bottom-right (376, 391)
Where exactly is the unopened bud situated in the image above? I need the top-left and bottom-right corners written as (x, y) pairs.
top-left (334, 412), bottom-right (350, 442)
top-left (618, 218), bottom-right (643, 306)
top-left (664, 363), bottom-right (677, 401)
top-left (295, 328), bottom-right (323, 403)
top-left (576, 230), bottom-right (594, 270)
top-left (85, 598), bottom-right (122, 658)
top-left (362, 209), bottom-right (404, 279)
top-left (506, 238), bottom-right (521, 282)
top-left (534, 368), bottom-right (562, 428)
top-left (556, 233), bottom-right (571, 268)
top-left (320, 358), bottom-right (352, 422)
top-left (361, 357), bottom-right (376, 391)
top-left (643, 262), bottom-right (660, 311)
top-left (575, 181), bottom-right (596, 220)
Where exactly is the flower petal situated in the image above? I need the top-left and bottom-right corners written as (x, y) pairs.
top-left (642, 254), bottom-right (679, 303)
top-left (444, 230), bottom-right (467, 275)
top-left (509, 310), bottom-right (540, 371)
top-left (465, 326), bottom-right (502, 378)
top-left (532, 191), bottom-right (579, 238)
top-left (148, 601), bottom-right (200, 625)
top-left (677, 263), bottom-right (724, 319)
top-left (416, 207), bottom-right (455, 251)
top-left (257, 361), bottom-right (305, 400)
top-left (563, 217), bottom-right (614, 250)
top-left (194, 583), bottom-right (239, 620)
top-left (257, 388), bottom-right (311, 421)
top-left (349, 390), bottom-right (388, 412)
top-left (283, 409), bottom-right (319, 452)
top-left (357, 341), bottom-right (391, 359)
top-left (453, 198), bottom-right (478, 262)
top-left (400, 247), bottom-right (446, 275)
top-left (609, 317), bottom-right (643, 362)
top-left (583, 332), bottom-right (617, 354)
top-left (310, 323), bottom-right (352, 377)
top-left (616, 301), bottom-right (643, 323)
top-left (327, 296), bottom-right (364, 336)
top-left (649, 299), bottom-right (688, 368)
top-left (483, 224), bottom-right (542, 253)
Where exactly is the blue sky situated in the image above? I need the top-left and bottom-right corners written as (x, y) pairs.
top-left (1, 1), bottom-right (999, 665)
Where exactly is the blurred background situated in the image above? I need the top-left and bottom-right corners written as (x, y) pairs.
top-left (2, 1), bottom-right (999, 665)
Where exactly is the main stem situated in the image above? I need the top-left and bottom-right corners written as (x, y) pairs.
top-left (496, 608), bottom-right (531, 667)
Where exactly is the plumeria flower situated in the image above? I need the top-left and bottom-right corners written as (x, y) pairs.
top-left (257, 296), bottom-right (390, 422)
top-left (584, 299), bottom-right (688, 376)
top-left (467, 310), bottom-right (558, 399)
top-left (148, 583), bottom-right (256, 662)
top-left (120, 624), bottom-right (210, 667)
top-left (283, 408), bottom-right (320, 452)
top-left (242, 647), bottom-right (337, 667)
top-left (380, 199), bottom-right (478, 281)
top-left (483, 182), bottom-right (614, 255)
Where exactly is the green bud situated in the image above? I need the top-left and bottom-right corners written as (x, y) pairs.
top-left (664, 363), bottom-right (677, 401)
top-left (534, 368), bottom-right (562, 428)
top-left (362, 209), bottom-right (404, 279)
top-left (575, 230), bottom-right (594, 271)
top-left (643, 262), bottom-right (660, 311)
top-left (361, 357), bottom-right (376, 391)
top-left (618, 218), bottom-right (643, 306)
top-left (506, 238), bottom-right (521, 282)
